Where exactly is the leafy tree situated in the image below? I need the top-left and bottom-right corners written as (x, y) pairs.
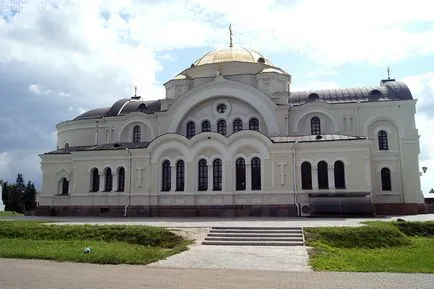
top-left (7, 174), bottom-right (26, 213)
top-left (23, 181), bottom-right (37, 211)
top-left (430, 188), bottom-right (434, 194)
top-left (1, 175), bottom-right (38, 213)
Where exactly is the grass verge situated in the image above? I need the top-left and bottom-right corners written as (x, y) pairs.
top-left (0, 221), bottom-right (191, 265)
top-left (305, 221), bottom-right (434, 273)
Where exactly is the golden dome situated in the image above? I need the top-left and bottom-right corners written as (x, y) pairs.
top-left (193, 47), bottom-right (273, 66)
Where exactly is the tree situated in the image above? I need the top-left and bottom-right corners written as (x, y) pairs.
top-left (23, 181), bottom-right (37, 211)
top-left (1, 175), bottom-right (38, 213)
top-left (429, 188), bottom-right (434, 194)
top-left (7, 174), bottom-right (26, 213)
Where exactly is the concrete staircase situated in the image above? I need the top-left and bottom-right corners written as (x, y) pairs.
top-left (202, 226), bottom-right (304, 246)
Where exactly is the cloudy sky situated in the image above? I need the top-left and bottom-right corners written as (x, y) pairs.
top-left (0, 0), bottom-right (433, 195)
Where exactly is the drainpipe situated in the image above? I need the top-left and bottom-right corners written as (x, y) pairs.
top-left (292, 140), bottom-right (300, 216)
top-left (124, 148), bottom-right (132, 217)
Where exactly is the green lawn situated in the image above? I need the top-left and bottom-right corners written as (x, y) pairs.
top-left (305, 221), bottom-right (434, 273)
top-left (0, 211), bottom-right (24, 217)
top-left (0, 221), bottom-right (190, 265)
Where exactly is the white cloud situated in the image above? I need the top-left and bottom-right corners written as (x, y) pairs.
top-left (184, 0), bottom-right (434, 66)
top-left (406, 72), bottom-right (434, 196)
top-left (28, 84), bottom-right (51, 95)
top-left (0, 0), bottom-right (433, 188)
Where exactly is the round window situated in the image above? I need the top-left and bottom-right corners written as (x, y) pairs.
top-left (216, 103), bottom-right (227, 113)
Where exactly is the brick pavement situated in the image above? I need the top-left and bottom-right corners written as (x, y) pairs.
top-left (1, 259), bottom-right (433, 289)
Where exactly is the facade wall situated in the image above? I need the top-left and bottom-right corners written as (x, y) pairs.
top-left (42, 66), bottom-right (424, 216)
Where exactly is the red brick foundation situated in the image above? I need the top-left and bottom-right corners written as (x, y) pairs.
top-left (374, 203), bottom-right (420, 215)
top-left (35, 205), bottom-right (298, 218)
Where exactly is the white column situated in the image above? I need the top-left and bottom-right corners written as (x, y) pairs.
top-left (113, 173), bottom-right (118, 192)
top-left (224, 160), bottom-right (232, 191)
top-left (99, 173), bottom-right (104, 192)
top-left (171, 165), bottom-right (176, 191)
top-left (208, 164), bottom-right (212, 191)
top-left (328, 165), bottom-right (335, 190)
top-left (246, 163), bottom-right (252, 191)
top-left (312, 166), bottom-right (319, 190)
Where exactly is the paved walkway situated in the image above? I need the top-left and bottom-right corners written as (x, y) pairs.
top-left (6, 213), bottom-right (434, 227)
top-left (149, 244), bottom-right (312, 271)
top-left (1, 259), bottom-right (433, 289)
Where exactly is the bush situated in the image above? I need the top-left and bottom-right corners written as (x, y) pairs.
top-left (305, 225), bottom-right (411, 248)
top-left (0, 221), bottom-right (184, 248)
top-left (394, 221), bottom-right (434, 237)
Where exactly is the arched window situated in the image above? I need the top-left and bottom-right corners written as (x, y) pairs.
top-left (233, 119), bottom-right (243, 133)
top-left (311, 117), bottom-right (321, 135)
top-left (202, 120), bottom-right (211, 132)
top-left (307, 93), bottom-right (319, 102)
top-left (217, 120), bottom-right (227, 136)
top-left (301, 162), bottom-right (312, 190)
top-left (378, 130), bottom-right (389, 150)
top-left (133, 126), bottom-right (141, 142)
top-left (186, 121), bottom-right (195, 139)
top-left (236, 158), bottom-right (246, 191)
top-left (61, 178), bottom-right (69, 195)
top-left (90, 168), bottom-right (99, 192)
top-left (176, 160), bottom-right (185, 191)
top-left (249, 118), bottom-right (259, 131)
top-left (104, 168), bottom-right (113, 192)
top-left (64, 143), bottom-right (70, 149)
top-left (317, 161), bottom-right (329, 189)
top-left (213, 159), bottom-right (222, 191)
top-left (251, 157), bottom-right (261, 190)
top-left (117, 167), bottom-right (125, 192)
top-left (381, 168), bottom-right (391, 191)
top-left (161, 160), bottom-right (171, 191)
top-left (334, 161), bottom-right (346, 189)
top-left (198, 159), bottom-right (208, 191)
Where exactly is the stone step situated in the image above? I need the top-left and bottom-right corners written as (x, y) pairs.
top-left (208, 233), bottom-right (302, 237)
top-left (205, 237), bottom-right (304, 242)
top-left (209, 229), bottom-right (302, 234)
top-left (202, 226), bottom-right (305, 247)
top-left (201, 240), bottom-right (304, 246)
top-left (212, 226), bottom-right (302, 230)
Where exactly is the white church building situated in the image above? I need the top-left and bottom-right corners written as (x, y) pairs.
top-left (37, 43), bottom-right (426, 217)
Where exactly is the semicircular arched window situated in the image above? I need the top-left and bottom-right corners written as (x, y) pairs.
top-left (249, 118), bottom-right (259, 131)
top-left (235, 158), bottom-right (246, 191)
top-left (378, 130), bottom-right (389, 150)
top-left (202, 120), bottom-right (211, 132)
top-left (301, 162), bottom-right (312, 190)
top-left (233, 119), bottom-right (243, 133)
top-left (117, 167), bottom-right (125, 192)
top-left (307, 93), bottom-right (319, 102)
top-left (186, 122), bottom-right (196, 139)
top-left (133, 126), bottom-right (141, 142)
top-left (311, 117), bottom-right (321, 135)
top-left (217, 120), bottom-right (227, 136)
top-left (161, 160), bottom-right (171, 191)
top-left (104, 168), bottom-right (113, 192)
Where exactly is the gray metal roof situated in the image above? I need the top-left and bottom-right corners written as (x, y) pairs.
top-left (73, 107), bottom-right (111, 120)
top-left (73, 80), bottom-right (412, 121)
top-left (289, 80), bottom-right (412, 105)
top-left (45, 142), bottom-right (150, 154)
top-left (74, 99), bottom-right (162, 120)
top-left (271, 134), bottom-right (366, 143)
